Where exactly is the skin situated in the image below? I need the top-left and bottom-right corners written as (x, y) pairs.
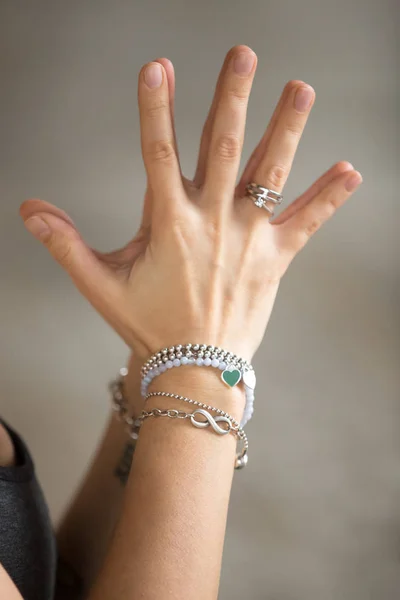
top-left (0, 564), bottom-right (22, 600)
top-left (55, 415), bottom-right (138, 594)
top-left (0, 45), bottom-right (362, 599)
top-left (0, 423), bottom-right (15, 467)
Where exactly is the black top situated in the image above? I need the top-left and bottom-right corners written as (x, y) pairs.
top-left (0, 419), bottom-right (56, 600)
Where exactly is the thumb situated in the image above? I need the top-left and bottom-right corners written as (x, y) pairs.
top-left (21, 209), bottom-right (121, 313)
top-left (23, 211), bottom-right (93, 274)
top-left (20, 201), bottom-right (134, 348)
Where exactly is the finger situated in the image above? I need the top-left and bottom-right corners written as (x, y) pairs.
top-left (20, 200), bottom-right (109, 284)
top-left (155, 57), bottom-right (179, 162)
top-left (20, 198), bottom-right (76, 226)
top-left (140, 58), bottom-right (177, 231)
top-left (247, 81), bottom-right (315, 210)
top-left (193, 50), bottom-right (232, 187)
top-left (278, 169), bottom-right (363, 252)
top-left (272, 161), bottom-right (354, 225)
top-left (21, 199), bottom-right (139, 271)
top-left (21, 198), bottom-right (142, 274)
top-left (202, 46), bottom-right (257, 204)
top-left (20, 200), bottom-right (128, 334)
top-left (236, 83), bottom-right (292, 197)
top-left (138, 61), bottom-right (184, 215)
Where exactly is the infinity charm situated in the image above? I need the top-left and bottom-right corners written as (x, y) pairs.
top-left (190, 409), bottom-right (232, 435)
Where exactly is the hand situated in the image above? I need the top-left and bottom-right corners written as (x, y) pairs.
top-left (20, 46), bottom-right (362, 364)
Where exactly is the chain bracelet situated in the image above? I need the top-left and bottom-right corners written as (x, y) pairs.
top-left (145, 391), bottom-right (247, 441)
top-left (138, 403), bottom-right (248, 470)
top-left (145, 391), bottom-right (248, 469)
top-left (109, 369), bottom-right (249, 469)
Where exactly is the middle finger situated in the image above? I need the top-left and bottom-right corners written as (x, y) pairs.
top-left (202, 46), bottom-right (257, 207)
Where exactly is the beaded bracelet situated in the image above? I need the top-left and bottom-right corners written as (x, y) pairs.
top-left (140, 344), bottom-right (256, 426)
top-left (109, 368), bottom-right (135, 431)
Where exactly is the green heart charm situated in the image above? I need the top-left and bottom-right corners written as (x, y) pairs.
top-left (221, 367), bottom-right (242, 387)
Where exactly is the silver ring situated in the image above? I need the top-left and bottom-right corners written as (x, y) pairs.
top-left (245, 182), bottom-right (283, 216)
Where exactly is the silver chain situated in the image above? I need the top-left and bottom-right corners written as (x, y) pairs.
top-left (145, 392), bottom-right (248, 468)
top-left (109, 370), bottom-right (249, 469)
top-left (137, 408), bottom-right (234, 437)
top-left (145, 391), bottom-right (247, 442)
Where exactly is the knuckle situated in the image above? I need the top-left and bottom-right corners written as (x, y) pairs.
top-left (303, 218), bottom-right (322, 239)
top-left (326, 187), bottom-right (342, 212)
top-left (145, 98), bottom-right (169, 120)
top-left (303, 208), bottom-right (335, 239)
top-left (326, 197), bottom-right (339, 215)
top-left (213, 133), bottom-right (241, 162)
top-left (48, 238), bottom-right (74, 268)
top-left (264, 164), bottom-right (288, 189)
top-left (301, 189), bottom-right (340, 241)
top-left (57, 244), bottom-right (74, 267)
top-left (146, 139), bottom-right (176, 164)
top-left (227, 86), bottom-right (249, 104)
top-left (285, 119), bottom-right (303, 137)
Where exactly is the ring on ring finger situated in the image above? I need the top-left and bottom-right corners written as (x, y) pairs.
top-left (245, 182), bottom-right (283, 216)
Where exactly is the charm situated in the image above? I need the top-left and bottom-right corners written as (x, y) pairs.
top-left (235, 452), bottom-right (249, 470)
top-left (221, 365), bottom-right (242, 387)
top-left (242, 367), bottom-right (256, 390)
top-left (190, 409), bottom-right (231, 435)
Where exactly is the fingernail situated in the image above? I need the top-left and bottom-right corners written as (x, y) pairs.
top-left (144, 63), bottom-right (163, 89)
top-left (24, 216), bottom-right (51, 241)
top-left (345, 171), bottom-right (363, 192)
top-left (294, 86), bottom-right (314, 112)
top-left (233, 52), bottom-right (255, 76)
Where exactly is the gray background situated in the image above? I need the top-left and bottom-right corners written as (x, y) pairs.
top-left (0, 1), bottom-right (399, 598)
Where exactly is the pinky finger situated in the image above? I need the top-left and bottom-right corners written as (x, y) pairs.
top-left (279, 169), bottom-right (363, 252)
top-left (272, 161), bottom-right (354, 225)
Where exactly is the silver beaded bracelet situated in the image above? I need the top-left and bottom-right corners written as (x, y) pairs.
top-left (140, 344), bottom-right (256, 427)
top-left (109, 368), bottom-right (135, 430)
top-left (109, 369), bottom-right (249, 470)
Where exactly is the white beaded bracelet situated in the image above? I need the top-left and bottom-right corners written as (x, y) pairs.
top-left (140, 344), bottom-right (256, 427)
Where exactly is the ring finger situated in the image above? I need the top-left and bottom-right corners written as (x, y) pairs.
top-left (243, 80), bottom-right (315, 213)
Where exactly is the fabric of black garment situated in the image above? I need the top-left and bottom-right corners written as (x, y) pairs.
top-left (0, 419), bottom-right (56, 600)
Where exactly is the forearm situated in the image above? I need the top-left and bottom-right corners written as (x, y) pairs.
top-left (88, 368), bottom-right (245, 600)
top-left (56, 356), bottom-right (144, 594)
top-left (56, 414), bottom-right (135, 593)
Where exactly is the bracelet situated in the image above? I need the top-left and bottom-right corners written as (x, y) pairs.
top-left (145, 391), bottom-right (248, 469)
top-left (136, 407), bottom-right (248, 470)
top-left (109, 368), bottom-right (136, 432)
top-left (109, 369), bottom-right (249, 470)
top-left (140, 343), bottom-right (256, 427)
